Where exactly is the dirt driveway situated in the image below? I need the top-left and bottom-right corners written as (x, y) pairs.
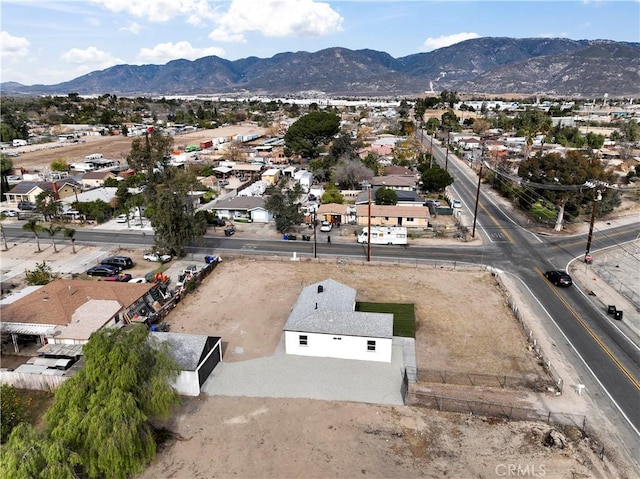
top-left (140, 257), bottom-right (631, 479)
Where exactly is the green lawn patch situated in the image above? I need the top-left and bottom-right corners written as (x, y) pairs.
top-left (355, 302), bottom-right (415, 338)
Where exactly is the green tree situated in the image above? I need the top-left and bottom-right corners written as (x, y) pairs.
top-left (265, 183), bottom-right (304, 233)
top-left (44, 325), bottom-right (180, 479)
top-left (63, 227), bottom-right (76, 253)
top-left (0, 423), bottom-right (81, 479)
top-left (284, 111), bottom-right (340, 159)
top-left (145, 169), bottom-right (206, 256)
top-left (35, 191), bottom-right (62, 221)
top-left (50, 160), bottom-right (69, 172)
top-left (44, 223), bottom-right (63, 252)
top-left (375, 187), bottom-right (398, 205)
top-left (518, 150), bottom-right (618, 230)
top-left (419, 165), bottom-right (454, 192)
top-left (0, 385), bottom-right (31, 443)
top-left (320, 183), bottom-right (344, 204)
top-left (25, 261), bottom-right (59, 285)
top-left (23, 218), bottom-right (42, 252)
top-left (74, 200), bottom-right (111, 223)
top-left (127, 130), bottom-right (174, 173)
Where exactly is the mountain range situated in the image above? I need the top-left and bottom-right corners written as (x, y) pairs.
top-left (2, 37), bottom-right (639, 98)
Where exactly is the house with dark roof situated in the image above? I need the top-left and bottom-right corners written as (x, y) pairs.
top-left (370, 174), bottom-right (418, 191)
top-left (211, 196), bottom-right (272, 223)
top-left (5, 178), bottom-right (82, 204)
top-left (151, 332), bottom-right (222, 396)
top-left (283, 279), bottom-right (393, 363)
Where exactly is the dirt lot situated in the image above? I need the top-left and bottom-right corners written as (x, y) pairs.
top-left (139, 258), bottom-right (630, 479)
top-left (11, 124), bottom-right (266, 173)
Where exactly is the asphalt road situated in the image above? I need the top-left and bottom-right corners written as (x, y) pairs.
top-left (422, 133), bottom-right (640, 445)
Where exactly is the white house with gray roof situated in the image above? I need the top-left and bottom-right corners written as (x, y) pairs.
top-left (283, 279), bottom-right (393, 363)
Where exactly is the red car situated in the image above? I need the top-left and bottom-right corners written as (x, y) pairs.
top-left (104, 273), bottom-right (133, 282)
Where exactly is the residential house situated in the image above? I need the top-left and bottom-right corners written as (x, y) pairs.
top-left (0, 279), bottom-right (155, 352)
top-left (355, 187), bottom-right (425, 208)
top-left (5, 182), bottom-right (47, 204)
top-left (355, 204), bottom-right (430, 228)
top-left (370, 175), bottom-right (418, 191)
top-left (211, 196), bottom-right (272, 223)
top-left (283, 279), bottom-right (393, 363)
top-left (81, 171), bottom-right (118, 189)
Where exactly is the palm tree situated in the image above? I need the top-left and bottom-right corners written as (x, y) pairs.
top-left (22, 218), bottom-right (42, 252)
top-left (63, 227), bottom-right (77, 253)
top-left (0, 224), bottom-right (7, 251)
top-left (44, 223), bottom-right (63, 252)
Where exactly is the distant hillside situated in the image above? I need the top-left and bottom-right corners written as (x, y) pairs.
top-left (2, 38), bottom-right (638, 97)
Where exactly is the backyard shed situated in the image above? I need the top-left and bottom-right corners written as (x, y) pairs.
top-left (152, 332), bottom-right (222, 396)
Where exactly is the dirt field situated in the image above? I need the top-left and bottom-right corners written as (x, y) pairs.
top-left (139, 258), bottom-right (631, 479)
top-left (11, 125), bottom-right (266, 173)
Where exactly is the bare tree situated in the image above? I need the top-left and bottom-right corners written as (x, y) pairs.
top-left (335, 158), bottom-right (374, 189)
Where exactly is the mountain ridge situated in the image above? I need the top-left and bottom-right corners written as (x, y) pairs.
top-left (2, 37), bottom-right (638, 97)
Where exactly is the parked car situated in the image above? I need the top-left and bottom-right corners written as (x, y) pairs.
top-left (86, 265), bottom-right (119, 277)
top-left (18, 201), bottom-right (35, 211)
top-left (2, 209), bottom-right (19, 217)
top-left (116, 214), bottom-right (128, 223)
top-left (100, 255), bottom-right (133, 270)
top-left (128, 277), bottom-right (148, 284)
top-left (452, 199), bottom-right (462, 209)
top-left (320, 221), bottom-right (333, 232)
top-left (104, 273), bottom-right (133, 282)
top-left (544, 270), bottom-right (573, 287)
top-left (143, 251), bottom-right (172, 263)
top-left (211, 218), bottom-right (226, 227)
top-left (224, 226), bottom-right (235, 236)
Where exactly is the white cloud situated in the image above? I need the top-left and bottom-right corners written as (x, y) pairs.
top-left (60, 46), bottom-right (123, 71)
top-left (87, 17), bottom-right (101, 27)
top-left (120, 21), bottom-right (143, 34)
top-left (422, 32), bottom-right (480, 51)
top-left (92, 0), bottom-right (217, 25)
top-left (137, 41), bottom-right (225, 63)
top-left (1, 31), bottom-right (30, 60)
top-left (209, 0), bottom-right (343, 43)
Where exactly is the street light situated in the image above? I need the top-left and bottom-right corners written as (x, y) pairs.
top-left (585, 189), bottom-right (602, 261)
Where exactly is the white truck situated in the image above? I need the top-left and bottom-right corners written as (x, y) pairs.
top-left (357, 226), bottom-right (408, 245)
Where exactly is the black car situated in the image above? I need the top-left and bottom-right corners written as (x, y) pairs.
top-left (86, 265), bottom-right (119, 277)
top-left (211, 218), bottom-right (226, 227)
top-left (544, 270), bottom-right (573, 287)
top-left (100, 255), bottom-right (133, 270)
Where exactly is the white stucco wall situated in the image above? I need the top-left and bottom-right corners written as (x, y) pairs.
top-left (284, 331), bottom-right (392, 363)
top-left (172, 370), bottom-right (200, 396)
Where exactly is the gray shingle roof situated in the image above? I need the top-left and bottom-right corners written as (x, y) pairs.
top-left (284, 279), bottom-right (393, 338)
top-left (152, 332), bottom-right (220, 371)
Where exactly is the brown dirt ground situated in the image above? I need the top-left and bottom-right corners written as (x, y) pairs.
top-left (12, 125), bottom-right (266, 173)
top-left (139, 258), bottom-right (631, 479)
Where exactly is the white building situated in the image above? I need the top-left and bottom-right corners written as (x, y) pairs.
top-left (283, 279), bottom-right (393, 363)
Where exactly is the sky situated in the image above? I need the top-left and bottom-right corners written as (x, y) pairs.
top-left (1, 0), bottom-right (639, 86)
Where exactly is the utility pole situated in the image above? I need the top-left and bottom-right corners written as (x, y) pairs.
top-left (472, 164), bottom-right (483, 238)
top-left (367, 186), bottom-right (372, 262)
top-left (445, 130), bottom-right (450, 172)
top-left (585, 188), bottom-right (602, 260)
top-left (313, 208), bottom-right (317, 258)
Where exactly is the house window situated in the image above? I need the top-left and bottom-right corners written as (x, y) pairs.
top-left (367, 340), bottom-right (376, 352)
top-left (299, 335), bottom-right (308, 346)
top-left (406, 217), bottom-right (414, 222)
top-left (384, 217), bottom-right (389, 221)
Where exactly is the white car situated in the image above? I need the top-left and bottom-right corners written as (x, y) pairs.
top-left (143, 252), bottom-right (172, 263)
top-left (319, 221), bottom-right (332, 232)
top-left (116, 214), bottom-right (128, 223)
top-left (128, 277), bottom-right (147, 284)
top-left (2, 209), bottom-right (19, 217)
top-left (452, 199), bottom-right (462, 209)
